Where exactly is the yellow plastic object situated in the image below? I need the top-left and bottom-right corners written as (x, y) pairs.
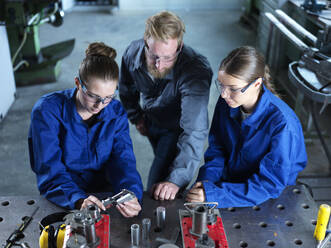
top-left (56, 224), bottom-right (65, 247)
top-left (39, 224), bottom-right (65, 248)
top-left (314, 204), bottom-right (331, 242)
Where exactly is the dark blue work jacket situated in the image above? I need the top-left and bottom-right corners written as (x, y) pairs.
top-left (28, 89), bottom-right (143, 209)
top-left (197, 86), bottom-right (307, 208)
top-left (119, 39), bottom-right (212, 187)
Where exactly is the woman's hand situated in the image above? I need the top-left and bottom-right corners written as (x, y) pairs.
top-left (116, 197), bottom-right (142, 217)
top-left (186, 181), bottom-right (206, 202)
top-left (78, 195), bottom-right (106, 211)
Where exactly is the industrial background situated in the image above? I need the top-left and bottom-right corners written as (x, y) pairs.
top-left (0, 0), bottom-right (331, 207)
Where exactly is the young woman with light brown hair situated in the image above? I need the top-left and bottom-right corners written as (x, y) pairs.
top-left (187, 46), bottom-right (307, 207)
top-left (29, 42), bottom-right (143, 217)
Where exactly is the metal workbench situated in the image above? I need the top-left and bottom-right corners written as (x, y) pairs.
top-left (0, 185), bottom-right (325, 247)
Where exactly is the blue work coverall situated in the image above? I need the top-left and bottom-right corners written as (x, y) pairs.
top-left (28, 89), bottom-right (143, 209)
top-left (197, 86), bottom-right (307, 208)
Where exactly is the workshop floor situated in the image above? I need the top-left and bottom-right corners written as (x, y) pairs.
top-left (0, 7), bottom-right (330, 205)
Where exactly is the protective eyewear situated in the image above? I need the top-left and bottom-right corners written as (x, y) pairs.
top-left (144, 42), bottom-right (182, 63)
top-left (214, 78), bottom-right (259, 95)
top-left (78, 76), bottom-right (116, 104)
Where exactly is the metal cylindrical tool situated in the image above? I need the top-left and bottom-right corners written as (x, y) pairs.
top-left (142, 218), bottom-right (151, 246)
top-left (275, 9), bottom-right (317, 45)
top-left (156, 206), bottom-right (166, 230)
top-left (191, 205), bottom-right (208, 237)
top-left (264, 12), bottom-right (309, 52)
top-left (83, 217), bottom-right (98, 246)
top-left (131, 224), bottom-right (140, 247)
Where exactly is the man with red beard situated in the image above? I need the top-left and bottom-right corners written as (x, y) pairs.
top-left (119, 11), bottom-right (212, 201)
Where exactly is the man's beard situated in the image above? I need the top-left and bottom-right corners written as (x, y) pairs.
top-left (146, 62), bottom-right (174, 79)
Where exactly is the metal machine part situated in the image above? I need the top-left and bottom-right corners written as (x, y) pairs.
top-left (195, 234), bottom-right (215, 248)
top-left (272, 10), bottom-right (331, 86)
top-left (184, 202), bottom-right (218, 237)
top-left (206, 207), bottom-right (217, 226)
top-left (265, 12), bottom-right (309, 52)
top-left (302, 0), bottom-right (328, 12)
top-left (101, 189), bottom-right (136, 209)
top-left (180, 202), bottom-right (228, 248)
top-left (266, 9), bottom-right (331, 55)
top-left (190, 205), bottom-right (209, 237)
top-left (142, 218), bottom-right (151, 246)
top-left (156, 206), bottom-right (166, 231)
top-left (298, 52), bottom-right (331, 89)
top-left (265, 10), bottom-right (331, 86)
top-left (0, 0), bottom-right (75, 85)
top-left (131, 224), bottom-right (140, 247)
top-left (64, 205), bottom-right (101, 248)
top-left (87, 204), bottom-right (101, 223)
top-left (265, 10), bottom-right (331, 168)
top-left (275, 9), bottom-right (317, 45)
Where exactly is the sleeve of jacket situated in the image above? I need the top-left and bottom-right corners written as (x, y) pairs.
top-left (197, 99), bottom-right (226, 183)
top-left (106, 103), bottom-right (144, 202)
top-left (28, 102), bottom-right (87, 209)
top-left (119, 47), bottom-right (143, 124)
top-left (166, 64), bottom-right (213, 188)
top-left (202, 123), bottom-right (307, 208)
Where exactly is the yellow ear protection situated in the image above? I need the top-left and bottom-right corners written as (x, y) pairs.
top-left (39, 212), bottom-right (68, 248)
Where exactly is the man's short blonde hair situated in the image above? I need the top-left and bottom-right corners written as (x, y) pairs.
top-left (144, 11), bottom-right (186, 46)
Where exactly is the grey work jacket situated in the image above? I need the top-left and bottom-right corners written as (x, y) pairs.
top-left (119, 39), bottom-right (213, 187)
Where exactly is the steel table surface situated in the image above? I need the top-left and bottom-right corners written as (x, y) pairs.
top-left (0, 185), bottom-right (325, 248)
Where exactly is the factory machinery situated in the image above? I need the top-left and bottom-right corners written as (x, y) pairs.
top-left (0, 0), bottom-right (75, 86)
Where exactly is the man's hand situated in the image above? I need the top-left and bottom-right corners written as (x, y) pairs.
top-left (116, 197), bottom-right (141, 217)
top-left (152, 181), bottom-right (179, 201)
top-left (186, 182), bottom-right (206, 202)
top-left (135, 116), bottom-right (148, 136)
top-left (79, 195), bottom-right (106, 211)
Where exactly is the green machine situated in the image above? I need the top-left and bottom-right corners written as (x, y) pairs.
top-left (0, 0), bottom-right (75, 86)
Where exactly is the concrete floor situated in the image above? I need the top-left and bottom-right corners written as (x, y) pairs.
top-left (0, 8), bottom-right (330, 199)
